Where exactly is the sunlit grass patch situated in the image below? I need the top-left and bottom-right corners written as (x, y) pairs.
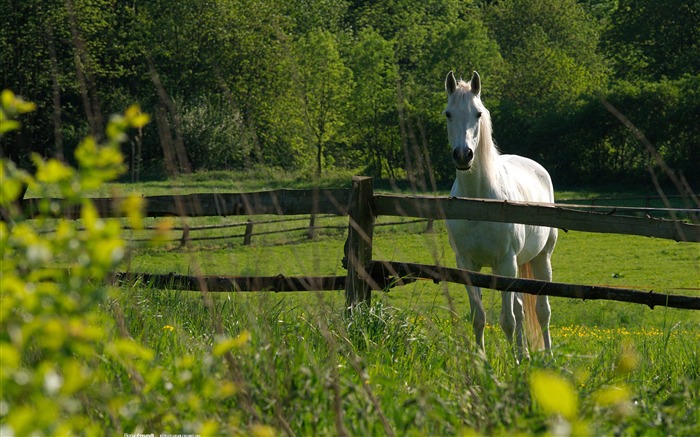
top-left (552, 324), bottom-right (699, 340)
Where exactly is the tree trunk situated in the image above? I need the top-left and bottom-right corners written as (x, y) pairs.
top-left (316, 138), bottom-right (323, 178)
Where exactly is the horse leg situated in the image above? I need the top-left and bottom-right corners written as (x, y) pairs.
top-left (513, 292), bottom-right (531, 361)
top-left (468, 285), bottom-right (486, 350)
top-left (530, 232), bottom-right (557, 352)
top-left (496, 258), bottom-right (527, 361)
top-left (499, 290), bottom-right (514, 344)
top-left (457, 255), bottom-right (485, 350)
top-left (536, 295), bottom-right (552, 352)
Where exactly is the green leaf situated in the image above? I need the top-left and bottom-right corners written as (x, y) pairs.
top-left (0, 119), bottom-right (20, 134)
top-left (107, 338), bottom-right (155, 362)
top-left (35, 158), bottom-right (74, 184)
top-left (80, 202), bottom-right (100, 232)
top-left (199, 420), bottom-right (219, 437)
top-left (1, 89), bottom-right (36, 116)
top-left (592, 385), bottom-right (632, 407)
top-left (74, 136), bottom-right (98, 169)
top-left (119, 194), bottom-right (146, 230)
top-left (125, 104), bottom-right (150, 128)
top-left (213, 331), bottom-right (250, 356)
top-left (530, 370), bottom-right (578, 420)
top-left (0, 175), bottom-right (23, 206)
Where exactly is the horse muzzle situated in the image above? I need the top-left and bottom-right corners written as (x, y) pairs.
top-left (453, 147), bottom-right (474, 170)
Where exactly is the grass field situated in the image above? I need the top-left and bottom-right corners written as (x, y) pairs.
top-left (16, 170), bottom-right (700, 434)
top-left (102, 172), bottom-right (700, 435)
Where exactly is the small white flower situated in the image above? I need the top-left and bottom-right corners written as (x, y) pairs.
top-left (44, 370), bottom-right (63, 395)
top-left (27, 243), bottom-right (52, 264)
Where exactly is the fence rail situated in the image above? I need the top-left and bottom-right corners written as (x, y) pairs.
top-left (112, 260), bottom-right (700, 310)
top-left (21, 191), bottom-right (699, 242)
top-left (20, 188), bottom-right (351, 218)
top-left (372, 261), bottom-right (700, 310)
top-left (373, 195), bottom-right (700, 242)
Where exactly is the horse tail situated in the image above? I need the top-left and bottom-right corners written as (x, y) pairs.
top-left (520, 263), bottom-right (544, 351)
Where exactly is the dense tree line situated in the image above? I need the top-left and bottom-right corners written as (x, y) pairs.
top-left (1, 0), bottom-right (698, 186)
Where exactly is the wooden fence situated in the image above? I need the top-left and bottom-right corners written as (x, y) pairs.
top-left (20, 176), bottom-right (700, 310)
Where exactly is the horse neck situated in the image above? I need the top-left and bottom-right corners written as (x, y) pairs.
top-left (454, 124), bottom-right (498, 199)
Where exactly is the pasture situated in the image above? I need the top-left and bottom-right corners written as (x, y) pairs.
top-left (105, 172), bottom-right (700, 435)
top-left (9, 165), bottom-right (698, 435)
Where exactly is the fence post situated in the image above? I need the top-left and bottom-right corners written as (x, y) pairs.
top-left (179, 224), bottom-right (190, 248)
top-left (307, 214), bottom-right (316, 239)
top-left (344, 176), bottom-right (375, 309)
top-left (243, 220), bottom-right (254, 245)
top-left (308, 188), bottom-right (319, 240)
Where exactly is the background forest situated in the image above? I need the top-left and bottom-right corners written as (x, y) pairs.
top-left (2, 0), bottom-right (698, 187)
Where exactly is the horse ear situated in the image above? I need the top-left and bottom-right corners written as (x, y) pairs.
top-left (470, 71), bottom-right (481, 96)
top-left (446, 71), bottom-right (457, 95)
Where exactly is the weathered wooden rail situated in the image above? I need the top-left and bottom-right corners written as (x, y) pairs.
top-left (20, 189), bottom-right (351, 218)
top-left (374, 195), bottom-right (699, 242)
top-left (114, 260), bottom-right (700, 310)
top-left (20, 184), bottom-right (700, 242)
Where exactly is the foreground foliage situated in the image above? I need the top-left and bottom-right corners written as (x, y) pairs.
top-left (1, 97), bottom-right (266, 435)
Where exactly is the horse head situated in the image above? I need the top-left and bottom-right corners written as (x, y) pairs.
top-left (444, 71), bottom-right (485, 171)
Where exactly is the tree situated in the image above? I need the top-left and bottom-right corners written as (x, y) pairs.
top-left (0, 0), bottom-right (115, 167)
top-left (603, 0), bottom-right (700, 81)
top-left (2, 0), bottom-right (696, 185)
top-left (347, 28), bottom-right (400, 178)
top-left (484, 0), bottom-right (606, 176)
top-left (283, 0), bottom-right (350, 34)
top-left (291, 30), bottom-right (353, 177)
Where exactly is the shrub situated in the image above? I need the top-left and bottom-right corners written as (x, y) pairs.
top-left (0, 91), bottom-right (269, 435)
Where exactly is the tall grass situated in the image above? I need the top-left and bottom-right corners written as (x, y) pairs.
top-left (112, 277), bottom-right (699, 435)
top-left (111, 171), bottom-right (698, 434)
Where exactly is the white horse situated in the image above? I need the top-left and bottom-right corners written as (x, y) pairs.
top-left (444, 71), bottom-right (557, 362)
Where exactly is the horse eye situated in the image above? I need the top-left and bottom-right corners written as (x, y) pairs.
top-left (476, 112), bottom-right (482, 119)
top-left (445, 112), bottom-right (451, 119)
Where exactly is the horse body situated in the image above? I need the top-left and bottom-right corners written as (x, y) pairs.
top-left (444, 71), bottom-right (557, 361)
top-left (449, 154), bottom-right (554, 267)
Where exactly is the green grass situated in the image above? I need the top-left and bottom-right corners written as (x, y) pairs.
top-left (106, 173), bottom-right (700, 435)
top-left (22, 169), bottom-right (697, 434)
top-left (115, 282), bottom-right (699, 435)
top-left (25, 168), bottom-right (360, 198)
top-left (122, 217), bottom-right (699, 353)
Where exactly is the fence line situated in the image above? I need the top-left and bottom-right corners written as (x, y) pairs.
top-left (125, 217), bottom-right (428, 245)
top-left (550, 202), bottom-right (699, 215)
top-left (373, 194), bottom-right (700, 242)
top-left (343, 176), bottom-right (698, 309)
top-left (19, 188), bottom-right (352, 219)
top-left (112, 271), bottom-right (349, 293)
top-left (129, 214), bottom-right (327, 231)
top-left (111, 260), bottom-right (700, 311)
top-left (21, 190), bottom-right (699, 242)
top-left (557, 193), bottom-right (699, 205)
top-left (20, 176), bottom-right (700, 310)
top-left (372, 261), bottom-right (700, 310)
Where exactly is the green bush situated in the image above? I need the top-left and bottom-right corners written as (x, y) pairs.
top-left (0, 91), bottom-right (271, 435)
top-left (179, 97), bottom-right (255, 172)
